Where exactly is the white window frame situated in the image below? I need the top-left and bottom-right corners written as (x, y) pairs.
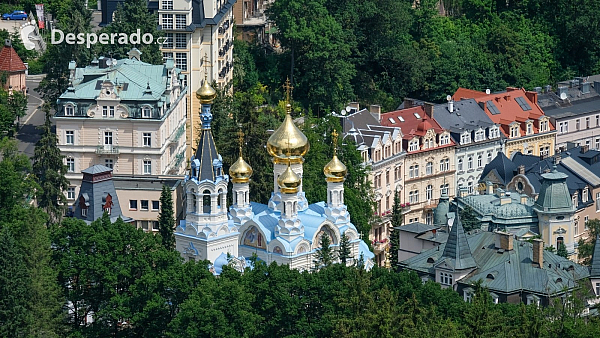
top-left (162, 14), bottom-right (173, 30)
top-left (65, 104), bottom-right (74, 116)
top-left (105, 159), bottom-right (114, 169)
top-left (109, 106), bottom-right (115, 117)
top-left (143, 107), bottom-right (151, 118)
top-left (175, 52), bottom-right (187, 71)
top-left (67, 187), bottom-right (76, 200)
top-left (143, 132), bottom-right (152, 147)
top-left (458, 158), bottom-right (463, 171)
top-left (175, 14), bottom-right (186, 29)
top-left (175, 33), bottom-right (187, 49)
top-left (143, 160), bottom-right (152, 175)
top-left (104, 131), bottom-right (113, 145)
top-left (409, 140), bottom-right (419, 152)
top-left (161, 0), bottom-right (173, 10)
top-left (66, 130), bottom-right (74, 145)
top-left (426, 185), bottom-right (433, 200)
top-left (426, 162), bottom-right (433, 175)
top-left (66, 157), bottom-right (75, 172)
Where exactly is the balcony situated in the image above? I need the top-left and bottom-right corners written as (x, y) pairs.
top-left (372, 239), bottom-right (389, 254)
top-left (96, 145), bottom-right (119, 155)
top-left (168, 124), bottom-right (185, 144)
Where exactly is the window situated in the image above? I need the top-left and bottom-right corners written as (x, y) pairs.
top-left (510, 126), bottom-right (519, 138)
top-left (409, 190), bottom-right (419, 204)
top-left (527, 123), bottom-right (533, 135)
top-left (540, 146), bottom-right (550, 157)
top-left (468, 180), bottom-right (474, 194)
top-left (585, 216), bottom-right (589, 229)
top-left (597, 192), bottom-right (600, 211)
top-left (175, 14), bottom-right (186, 29)
top-left (143, 132), bottom-right (152, 147)
top-left (386, 170), bottom-right (390, 185)
top-left (440, 134), bottom-right (450, 145)
top-left (143, 107), bottom-right (151, 118)
top-left (576, 119), bottom-right (581, 130)
top-left (162, 33), bottom-right (173, 49)
top-left (475, 129), bottom-right (485, 142)
top-left (426, 212), bottom-right (433, 225)
top-left (104, 131), bottom-right (113, 145)
top-left (440, 272), bottom-right (453, 285)
top-left (440, 184), bottom-right (449, 196)
top-left (141, 200), bottom-right (149, 210)
top-left (175, 52), bottom-right (187, 71)
top-left (161, 14), bottom-right (173, 29)
top-left (67, 187), bottom-right (75, 200)
top-left (152, 200), bottom-right (160, 210)
top-left (66, 130), bottom-right (74, 144)
top-left (464, 290), bottom-right (473, 302)
top-left (66, 157), bottom-right (75, 172)
top-left (487, 152), bottom-right (492, 163)
top-left (109, 106), bottom-right (114, 117)
top-left (559, 121), bottom-right (569, 134)
top-left (175, 33), bottom-right (187, 49)
top-left (596, 283), bottom-right (600, 296)
top-left (467, 157), bottom-right (473, 170)
top-left (143, 160), bottom-right (152, 175)
top-left (439, 158), bottom-right (449, 172)
top-left (426, 162), bottom-right (433, 175)
top-left (461, 132), bottom-right (471, 144)
top-left (586, 117), bottom-right (591, 129)
top-left (153, 221), bottom-right (160, 230)
top-left (105, 159), bottom-right (113, 169)
top-left (161, 0), bottom-right (173, 9)
top-left (540, 120), bottom-right (549, 132)
top-left (489, 127), bottom-right (498, 139)
top-left (65, 105), bottom-right (74, 116)
top-left (575, 219), bottom-right (579, 236)
top-left (409, 140), bottom-right (419, 151)
top-left (130, 200), bottom-right (138, 210)
top-left (458, 158), bottom-right (463, 171)
top-left (81, 208), bottom-right (87, 217)
top-left (426, 185), bottom-right (433, 200)
top-left (102, 106), bottom-right (108, 117)
top-left (477, 154), bottom-right (482, 168)
top-left (556, 236), bottom-right (564, 249)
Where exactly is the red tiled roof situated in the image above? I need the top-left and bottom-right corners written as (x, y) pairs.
top-left (452, 87), bottom-right (553, 138)
top-left (0, 44), bottom-right (27, 72)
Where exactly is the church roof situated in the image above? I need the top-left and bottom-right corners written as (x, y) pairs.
top-left (437, 213), bottom-right (476, 270)
top-left (590, 236), bottom-right (600, 278)
top-left (0, 42), bottom-right (26, 72)
top-left (193, 129), bottom-right (220, 181)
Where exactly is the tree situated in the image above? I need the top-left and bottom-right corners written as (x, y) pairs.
top-left (577, 219), bottom-right (600, 265)
top-left (0, 87), bottom-right (27, 136)
top-left (33, 103), bottom-right (69, 224)
top-left (96, 0), bottom-right (163, 64)
top-left (36, 0), bottom-right (93, 107)
top-left (158, 184), bottom-right (175, 250)
top-left (460, 205), bottom-right (480, 232)
top-left (389, 190), bottom-right (403, 270)
top-left (557, 242), bottom-right (568, 258)
top-left (338, 233), bottom-right (352, 265)
top-left (0, 138), bottom-right (37, 221)
top-left (314, 233), bottom-right (335, 269)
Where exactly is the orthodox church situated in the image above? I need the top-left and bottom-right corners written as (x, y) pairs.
top-left (174, 79), bottom-right (374, 271)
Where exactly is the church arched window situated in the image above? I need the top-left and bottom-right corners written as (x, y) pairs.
top-left (217, 189), bottom-right (223, 208)
top-left (203, 190), bottom-right (211, 213)
top-left (191, 194), bottom-right (197, 213)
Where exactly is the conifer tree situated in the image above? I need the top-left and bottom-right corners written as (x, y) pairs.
top-left (33, 104), bottom-right (69, 224)
top-left (314, 233), bottom-right (335, 269)
top-left (338, 233), bottom-right (352, 265)
top-left (557, 242), bottom-right (568, 258)
top-left (158, 184), bottom-right (176, 250)
top-left (388, 190), bottom-right (403, 270)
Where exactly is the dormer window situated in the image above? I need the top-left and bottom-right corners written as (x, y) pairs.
top-left (143, 106), bottom-right (151, 118)
top-left (65, 104), bottom-right (74, 116)
top-left (102, 106), bottom-right (115, 118)
top-left (423, 138), bottom-right (433, 149)
top-left (526, 122), bottom-right (533, 135)
top-left (510, 125), bottom-right (520, 138)
top-left (409, 140), bottom-right (419, 152)
top-left (439, 133), bottom-right (450, 145)
top-left (583, 187), bottom-right (589, 203)
top-left (540, 119), bottom-right (549, 132)
top-left (461, 132), bottom-right (471, 144)
top-left (475, 129), bottom-right (485, 142)
top-left (489, 126), bottom-right (499, 139)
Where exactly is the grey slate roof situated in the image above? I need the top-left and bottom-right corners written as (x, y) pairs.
top-left (591, 236), bottom-right (600, 278)
top-left (396, 222), bottom-right (438, 234)
top-left (480, 152), bottom-right (517, 185)
top-left (82, 164), bottom-right (113, 174)
top-left (194, 129), bottom-right (219, 181)
top-left (537, 78), bottom-right (600, 119)
top-left (432, 99), bottom-right (495, 137)
top-left (401, 232), bottom-right (589, 295)
top-left (437, 213), bottom-right (476, 270)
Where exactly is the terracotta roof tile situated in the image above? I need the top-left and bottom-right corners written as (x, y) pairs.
top-left (0, 44), bottom-right (27, 72)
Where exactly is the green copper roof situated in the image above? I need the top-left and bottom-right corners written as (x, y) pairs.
top-left (534, 168), bottom-right (573, 213)
top-left (434, 191), bottom-right (449, 226)
top-left (436, 213), bottom-right (476, 271)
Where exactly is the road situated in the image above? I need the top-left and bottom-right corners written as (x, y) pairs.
top-left (16, 74), bottom-right (45, 158)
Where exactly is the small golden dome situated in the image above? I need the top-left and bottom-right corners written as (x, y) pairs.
top-left (196, 79), bottom-right (216, 104)
top-left (229, 155), bottom-right (253, 183)
top-left (277, 164), bottom-right (301, 194)
top-left (267, 111), bottom-right (310, 164)
top-left (324, 155), bottom-right (347, 182)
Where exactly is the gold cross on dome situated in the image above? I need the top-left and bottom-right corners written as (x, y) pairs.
top-left (283, 77), bottom-right (293, 105)
top-left (203, 53), bottom-right (211, 81)
top-left (237, 129), bottom-right (244, 157)
top-left (332, 129), bottom-right (339, 155)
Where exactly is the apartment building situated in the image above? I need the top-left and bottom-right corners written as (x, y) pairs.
top-left (340, 104), bottom-right (406, 266)
top-left (158, 0), bottom-right (234, 158)
top-left (431, 98), bottom-right (505, 194)
top-left (55, 50), bottom-right (188, 204)
top-left (454, 87), bottom-right (555, 159)
top-left (380, 105), bottom-right (456, 226)
top-left (536, 76), bottom-right (600, 151)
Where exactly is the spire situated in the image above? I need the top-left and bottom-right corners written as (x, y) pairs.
top-left (439, 212), bottom-right (476, 270)
top-left (591, 235), bottom-right (600, 277)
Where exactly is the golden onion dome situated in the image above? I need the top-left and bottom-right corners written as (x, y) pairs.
top-left (196, 79), bottom-right (217, 104)
top-left (267, 106), bottom-right (310, 164)
top-left (277, 164), bottom-right (301, 194)
top-left (229, 155), bottom-right (253, 183)
top-left (324, 155), bottom-right (347, 182)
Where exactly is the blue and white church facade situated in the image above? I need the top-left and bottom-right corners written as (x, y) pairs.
top-left (175, 80), bottom-right (374, 271)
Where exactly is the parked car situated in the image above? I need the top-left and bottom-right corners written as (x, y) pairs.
top-left (2, 10), bottom-right (27, 20)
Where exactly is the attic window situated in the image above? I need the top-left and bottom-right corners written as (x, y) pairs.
top-left (427, 257), bottom-right (435, 263)
top-left (399, 116), bottom-right (405, 122)
top-left (515, 97), bottom-right (532, 111)
top-left (388, 117), bottom-right (396, 124)
top-left (556, 278), bottom-right (563, 283)
top-left (487, 101), bottom-right (501, 115)
top-left (486, 274), bottom-right (495, 280)
top-left (414, 113), bottom-right (421, 119)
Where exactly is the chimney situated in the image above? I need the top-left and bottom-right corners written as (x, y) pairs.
top-left (518, 165), bottom-right (525, 175)
top-left (500, 196), bottom-right (511, 205)
top-left (448, 99), bottom-right (454, 113)
top-left (525, 91), bottom-right (538, 104)
top-left (582, 82), bottom-right (591, 94)
top-left (520, 195), bottom-right (528, 204)
top-left (594, 81), bottom-right (600, 94)
top-left (545, 85), bottom-right (552, 93)
top-left (496, 188), bottom-right (505, 197)
top-left (495, 231), bottom-right (514, 251)
top-left (370, 105), bottom-right (381, 121)
top-left (4, 39), bottom-right (11, 47)
top-left (506, 87), bottom-right (519, 92)
top-left (486, 181), bottom-right (494, 195)
top-left (534, 87), bottom-right (542, 94)
top-left (478, 101), bottom-right (486, 111)
top-left (532, 239), bottom-right (544, 267)
top-left (576, 77), bottom-right (584, 86)
top-left (554, 155), bottom-right (561, 165)
top-left (349, 102), bottom-right (359, 112)
top-left (403, 98), bottom-right (414, 109)
top-left (582, 145), bottom-right (589, 153)
top-left (485, 89), bottom-right (491, 94)
top-left (558, 86), bottom-right (568, 98)
top-left (432, 228), bottom-right (437, 238)
top-left (424, 102), bottom-right (434, 118)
